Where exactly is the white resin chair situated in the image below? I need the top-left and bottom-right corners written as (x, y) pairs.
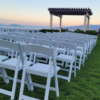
top-left (0, 40), bottom-right (21, 100)
top-left (52, 40), bottom-right (66, 57)
top-left (68, 39), bottom-right (84, 70)
top-left (16, 36), bottom-right (35, 60)
top-left (19, 44), bottom-right (60, 100)
top-left (0, 34), bottom-right (16, 58)
top-left (54, 41), bottom-right (76, 82)
top-left (34, 39), bottom-right (53, 64)
top-left (77, 38), bottom-right (88, 61)
top-left (0, 40), bottom-right (33, 100)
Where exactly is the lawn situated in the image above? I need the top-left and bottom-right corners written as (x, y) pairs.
top-left (0, 37), bottom-right (100, 100)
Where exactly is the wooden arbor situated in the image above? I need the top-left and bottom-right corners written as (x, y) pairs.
top-left (48, 8), bottom-right (93, 32)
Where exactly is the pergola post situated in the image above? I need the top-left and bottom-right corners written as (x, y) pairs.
top-left (83, 14), bottom-right (87, 32)
top-left (59, 16), bottom-right (62, 32)
top-left (50, 14), bottom-right (53, 29)
top-left (87, 17), bottom-right (90, 30)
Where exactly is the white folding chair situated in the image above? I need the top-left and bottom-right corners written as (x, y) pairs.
top-left (34, 39), bottom-right (53, 64)
top-left (0, 34), bottom-right (16, 58)
top-left (68, 39), bottom-right (84, 70)
top-left (0, 40), bottom-right (21, 100)
top-left (16, 36), bottom-right (35, 61)
top-left (77, 38), bottom-right (88, 61)
top-left (54, 41), bottom-right (76, 82)
top-left (0, 39), bottom-right (34, 99)
top-left (19, 44), bottom-right (60, 100)
top-left (52, 38), bottom-right (67, 56)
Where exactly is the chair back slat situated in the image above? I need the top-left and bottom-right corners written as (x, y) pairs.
top-left (21, 44), bottom-right (54, 57)
top-left (0, 40), bottom-right (20, 51)
top-left (16, 36), bottom-right (34, 44)
top-left (0, 34), bottom-right (16, 41)
top-left (54, 41), bottom-right (76, 50)
top-left (35, 39), bottom-right (52, 47)
top-left (68, 39), bottom-right (84, 46)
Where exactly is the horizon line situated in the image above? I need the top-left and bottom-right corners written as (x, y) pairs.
top-left (0, 23), bottom-right (100, 27)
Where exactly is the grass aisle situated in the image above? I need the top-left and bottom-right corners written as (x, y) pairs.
top-left (0, 37), bottom-right (100, 100)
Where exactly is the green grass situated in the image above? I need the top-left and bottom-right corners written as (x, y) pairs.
top-left (0, 37), bottom-right (100, 100)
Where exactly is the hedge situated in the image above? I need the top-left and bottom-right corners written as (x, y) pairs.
top-left (39, 28), bottom-right (69, 33)
top-left (39, 29), bottom-right (97, 35)
top-left (86, 30), bottom-right (97, 35)
top-left (74, 29), bottom-right (97, 35)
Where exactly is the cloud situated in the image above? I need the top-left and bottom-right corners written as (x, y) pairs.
top-left (0, 19), bottom-right (12, 21)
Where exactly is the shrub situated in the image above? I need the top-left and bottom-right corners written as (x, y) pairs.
top-left (74, 29), bottom-right (85, 33)
top-left (61, 28), bottom-right (69, 32)
top-left (53, 30), bottom-right (59, 32)
top-left (65, 29), bottom-right (69, 32)
top-left (98, 28), bottom-right (100, 34)
top-left (86, 30), bottom-right (97, 35)
top-left (39, 29), bottom-right (47, 33)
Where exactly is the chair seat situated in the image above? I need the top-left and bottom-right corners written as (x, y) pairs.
top-left (36, 53), bottom-right (49, 58)
top-left (26, 63), bottom-right (60, 77)
top-left (76, 46), bottom-right (87, 51)
top-left (69, 50), bottom-right (83, 56)
top-left (0, 55), bottom-right (8, 62)
top-left (0, 58), bottom-right (33, 71)
top-left (56, 54), bottom-right (75, 62)
top-left (56, 47), bottom-right (66, 53)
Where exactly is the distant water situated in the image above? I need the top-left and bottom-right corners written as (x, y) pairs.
top-left (0, 26), bottom-right (49, 30)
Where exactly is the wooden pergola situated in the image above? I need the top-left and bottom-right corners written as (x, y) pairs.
top-left (48, 8), bottom-right (93, 32)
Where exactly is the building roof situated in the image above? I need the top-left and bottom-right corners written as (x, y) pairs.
top-left (48, 8), bottom-right (93, 16)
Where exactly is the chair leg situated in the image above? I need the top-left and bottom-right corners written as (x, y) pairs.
top-left (44, 61), bottom-right (53, 100)
top-left (19, 73), bottom-right (26, 100)
top-left (29, 53), bottom-right (34, 61)
top-left (15, 51), bottom-right (18, 58)
top-left (74, 61), bottom-right (76, 77)
top-left (0, 68), bottom-right (10, 84)
top-left (65, 61), bottom-right (68, 68)
top-left (61, 61), bottom-right (64, 66)
top-left (11, 50), bottom-right (14, 58)
top-left (54, 68), bottom-right (59, 97)
top-left (11, 56), bottom-right (20, 100)
top-left (68, 62), bottom-right (73, 82)
top-left (26, 73), bottom-right (34, 91)
top-left (82, 53), bottom-right (85, 67)
top-left (19, 58), bottom-right (27, 100)
top-left (78, 56), bottom-right (82, 70)
top-left (25, 73), bottom-right (34, 91)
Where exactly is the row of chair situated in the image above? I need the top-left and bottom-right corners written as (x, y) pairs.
top-left (0, 34), bottom-right (87, 71)
top-left (0, 32), bottom-right (97, 100)
top-left (0, 28), bottom-right (39, 33)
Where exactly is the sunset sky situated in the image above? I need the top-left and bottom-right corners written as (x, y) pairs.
top-left (0, 0), bottom-right (100, 27)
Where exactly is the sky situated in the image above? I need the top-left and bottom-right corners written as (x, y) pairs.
top-left (0, 0), bottom-right (100, 27)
